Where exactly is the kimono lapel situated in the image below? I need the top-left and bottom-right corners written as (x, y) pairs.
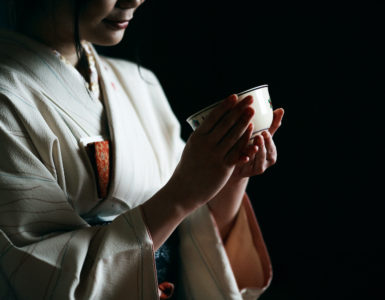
top-left (92, 54), bottom-right (122, 203)
top-left (0, 30), bottom-right (106, 139)
top-left (0, 30), bottom-right (166, 212)
top-left (91, 47), bottom-right (163, 209)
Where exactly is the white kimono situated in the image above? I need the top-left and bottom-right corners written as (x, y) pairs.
top-left (0, 30), bottom-right (272, 299)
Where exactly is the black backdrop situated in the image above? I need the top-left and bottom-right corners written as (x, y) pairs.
top-left (97, 1), bottom-right (384, 299)
top-left (1, 0), bottom-right (384, 299)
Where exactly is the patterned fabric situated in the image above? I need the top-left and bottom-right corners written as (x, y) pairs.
top-left (54, 42), bottom-right (109, 199)
top-left (92, 141), bottom-right (110, 198)
top-left (158, 282), bottom-right (175, 299)
top-left (84, 140), bottom-right (110, 199)
top-left (82, 42), bottom-right (101, 100)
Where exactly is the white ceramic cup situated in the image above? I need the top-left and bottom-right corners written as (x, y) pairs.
top-left (186, 84), bottom-right (273, 139)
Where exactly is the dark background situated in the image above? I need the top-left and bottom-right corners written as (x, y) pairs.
top-left (2, 1), bottom-right (384, 299)
top-left (97, 1), bottom-right (384, 299)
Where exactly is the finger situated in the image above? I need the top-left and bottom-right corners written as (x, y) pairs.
top-left (262, 131), bottom-right (277, 166)
top-left (212, 96), bottom-right (254, 144)
top-left (197, 94), bottom-right (238, 134)
top-left (234, 138), bottom-right (259, 169)
top-left (225, 122), bottom-right (253, 165)
top-left (269, 108), bottom-right (285, 137)
top-left (243, 143), bottom-right (259, 159)
top-left (217, 105), bottom-right (254, 151)
top-left (239, 126), bottom-right (259, 164)
top-left (252, 135), bottom-right (267, 174)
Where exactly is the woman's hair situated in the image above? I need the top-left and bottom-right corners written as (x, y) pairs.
top-left (72, 0), bottom-right (85, 58)
top-left (8, 0), bottom-right (86, 58)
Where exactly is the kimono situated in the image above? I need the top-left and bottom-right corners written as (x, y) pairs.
top-left (0, 29), bottom-right (272, 299)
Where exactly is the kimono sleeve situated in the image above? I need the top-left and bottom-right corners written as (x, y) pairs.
top-left (177, 195), bottom-right (272, 300)
top-left (0, 93), bottom-right (158, 299)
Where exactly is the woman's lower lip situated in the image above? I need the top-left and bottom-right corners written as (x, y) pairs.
top-left (103, 19), bottom-right (129, 30)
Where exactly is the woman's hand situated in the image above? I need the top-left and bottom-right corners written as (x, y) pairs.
top-left (206, 108), bottom-right (284, 241)
top-left (170, 94), bottom-right (256, 212)
top-left (231, 108), bottom-right (285, 179)
top-left (141, 94), bottom-right (256, 250)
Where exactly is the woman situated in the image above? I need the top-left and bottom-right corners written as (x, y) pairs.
top-left (0, 0), bottom-right (284, 299)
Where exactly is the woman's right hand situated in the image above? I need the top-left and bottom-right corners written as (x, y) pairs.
top-left (169, 94), bottom-right (255, 212)
top-left (141, 94), bottom-right (255, 250)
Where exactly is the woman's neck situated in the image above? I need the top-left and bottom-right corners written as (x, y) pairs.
top-left (16, 1), bottom-right (80, 66)
top-left (19, 21), bottom-right (79, 66)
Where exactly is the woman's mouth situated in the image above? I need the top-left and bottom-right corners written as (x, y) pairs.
top-left (103, 19), bottom-right (130, 30)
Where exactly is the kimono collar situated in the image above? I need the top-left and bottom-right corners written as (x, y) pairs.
top-left (52, 41), bottom-right (101, 101)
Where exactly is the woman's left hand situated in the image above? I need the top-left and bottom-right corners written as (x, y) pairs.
top-left (231, 108), bottom-right (285, 179)
top-left (207, 108), bottom-right (284, 241)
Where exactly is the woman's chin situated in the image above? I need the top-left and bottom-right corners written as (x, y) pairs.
top-left (86, 31), bottom-right (126, 46)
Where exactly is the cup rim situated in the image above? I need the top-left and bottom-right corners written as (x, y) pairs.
top-left (237, 84), bottom-right (268, 96)
top-left (186, 84), bottom-right (268, 122)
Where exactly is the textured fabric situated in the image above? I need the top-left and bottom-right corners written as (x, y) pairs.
top-left (52, 42), bottom-right (101, 100)
top-left (0, 29), bottom-right (272, 299)
top-left (93, 140), bottom-right (110, 198)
